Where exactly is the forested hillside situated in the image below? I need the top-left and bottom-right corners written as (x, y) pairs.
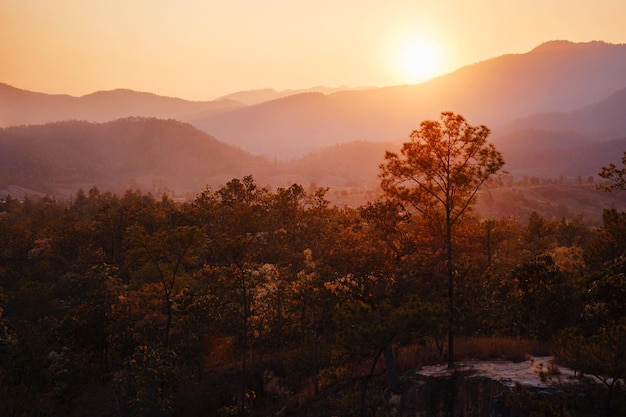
top-left (1, 40), bottom-right (626, 417)
top-left (4, 42), bottom-right (626, 160)
top-left (189, 41), bottom-right (626, 158)
top-left (2, 117), bottom-right (625, 220)
top-left (0, 83), bottom-right (243, 127)
top-left (1, 171), bottom-right (624, 416)
top-left (0, 118), bottom-right (271, 198)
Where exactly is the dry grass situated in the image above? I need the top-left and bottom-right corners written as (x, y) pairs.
top-left (455, 337), bottom-right (551, 362)
top-left (398, 337), bottom-right (552, 369)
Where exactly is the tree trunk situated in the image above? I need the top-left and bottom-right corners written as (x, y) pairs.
top-left (358, 348), bottom-right (384, 417)
top-left (446, 212), bottom-right (455, 369)
top-left (384, 343), bottom-right (401, 393)
top-left (240, 271), bottom-right (249, 417)
top-left (313, 330), bottom-right (320, 396)
top-left (164, 291), bottom-right (172, 347)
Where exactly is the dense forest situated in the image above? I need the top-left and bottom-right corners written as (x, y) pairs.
top-left (1, 120), bottom-right (625, 416)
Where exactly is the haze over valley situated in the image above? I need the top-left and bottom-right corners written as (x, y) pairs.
top-left (2, 40), bottom-right (626, 219)
top-left (4, 2), bottom-right (626, 415)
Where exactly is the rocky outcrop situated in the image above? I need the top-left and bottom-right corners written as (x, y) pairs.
top-left (396, 358), bottom-right (562, 417)
top-left (398, 372), bottom-right (512, 417)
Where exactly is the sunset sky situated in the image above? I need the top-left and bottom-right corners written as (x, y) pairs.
top-left (2, 0), bottom-right (626, 101)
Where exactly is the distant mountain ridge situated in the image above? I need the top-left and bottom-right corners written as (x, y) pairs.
top-left (494, 87), bottom-right (626, 141)
top-left (4, 40), bottom-right (626, 159)
top-left (1, 117), bottom-right (625, 218)
top-left (213, 85), bottom-right (373, 105)
top-left (2, 40), bottom-right (626, 217)
top-left (0, 84), bottom-right (244, 127)
top-left (190, 40), bottom-right (626, 158)
top-left (0, 84), bottom-right (367, 127)
top-left (0, 118), bottom-right (269, 198)
top-left (490, 83), bottom-right (626, 177)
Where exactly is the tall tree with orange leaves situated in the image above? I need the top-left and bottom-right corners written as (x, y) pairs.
top-left (379, 111), bottom-right (505, 368)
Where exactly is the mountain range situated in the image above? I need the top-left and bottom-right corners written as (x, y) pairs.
top-left (1, 40), bottom-right (626, 217)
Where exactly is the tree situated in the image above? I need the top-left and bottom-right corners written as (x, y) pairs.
top-left (126, 224), bottom-right (203, 347)
top-left (194, 176), bottom-right (271, 417)
top-left (555, 319), bottom-right (626, 416)
top-left (379, 111), bottom-right (505, 368)
top-left (598, 151), bottom-right (626, 192)
top-left (510, 254), bottom-right (577, 340)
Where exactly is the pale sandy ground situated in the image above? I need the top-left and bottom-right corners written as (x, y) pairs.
top-left (413, 356), bottom-right (577, 388)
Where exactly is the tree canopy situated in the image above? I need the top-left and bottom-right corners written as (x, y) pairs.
top-left (380, 111), bottom-right (505, 368)
top-left (598, 150), bottom-right (626, 192)
top-left (2, 146), bottom-right (626, 415)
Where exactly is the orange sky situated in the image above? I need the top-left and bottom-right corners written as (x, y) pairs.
top-left (2, 0), bottom-right (626, 101)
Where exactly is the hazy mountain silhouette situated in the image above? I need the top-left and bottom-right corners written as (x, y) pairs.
top-left (495, 129), bottom-right (625, 177)
top-left (285, 140), bottom-right (399, 189)
top-left (494, 86), bottom-right (626, 141)
top-left (0, 118), bottom-right (393, 199)
top-left (214, 86), bottom-right (372, 105)
top-left (190, 40), bottom-right (626, 158)
top-left (1, 117), bottom-right (624, 217)
top-left (0, 84), bottom-right (368, 127)
top-left (5, 41), bottom-right (626, 159)
top-left (0, 118), bottom-right (269, 198)
top-left (2, 40), bottom-right (626, 216)
top-left (0, 84), bottom-right (244, 127)
top-left (488, 82), bottom-right (626, 177)
top-left (191, 92), bottom-right (379, 158)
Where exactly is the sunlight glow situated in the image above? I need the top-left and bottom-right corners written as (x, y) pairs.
top-left (397, 37), bottom-right (443, 83)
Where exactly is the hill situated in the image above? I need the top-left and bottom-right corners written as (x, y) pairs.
top-left (0, 84), bottom-right (244, 127)
top-left (286, 140), bottom-right (397, 189)
top-left (191, 92), bottom-right (375, 157)
top-left (0, 118), bottom-right (269, 199)
top-left (477, 181), bottom-right (626, 221)
top-left (0, 118), bottom-right (393, 201)
top-left (0, 84), bottom-right (368, 128)
top-left (2, 40), bottom-right (626, 218)
top-left (190, 40), bottom-right (626, 158)
top-left (4, 41), bottom-right (626, 160)
top-left (213, 85), bottom-right (372, 105)
top-left (1, 117), bottom-right (625, 219)
top-left (488, 83), bottom-right (626, 178)
top-left (494, 87), bottom-right (626, 142)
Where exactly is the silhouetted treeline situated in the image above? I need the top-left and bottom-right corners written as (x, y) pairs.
top-left (0, 177), bottom-right (624, 416)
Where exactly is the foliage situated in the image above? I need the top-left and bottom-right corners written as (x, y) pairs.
top-left (598, 150), bottom-right (626, 192)
top-left (0, 168), bottom-right (623, 416)
top-left (380, 112), bottom-right (505, 226)
top-left (379, 111), bottom-right (505, 368)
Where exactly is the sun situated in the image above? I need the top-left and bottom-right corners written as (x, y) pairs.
top-left (397, 38), bottom-right (443, 83)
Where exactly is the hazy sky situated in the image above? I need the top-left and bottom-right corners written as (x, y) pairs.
top-left (2, 0), bottom-right (626, 101)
